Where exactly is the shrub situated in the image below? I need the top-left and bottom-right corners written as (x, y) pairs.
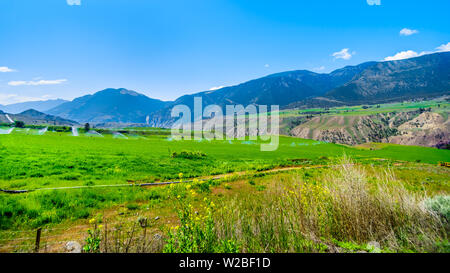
top-left (425, 195), bottom-right (450, 222)
top-left (147, 190), bottom-right (162, 200)
top-left (163, 198), bottom-right (240, 253)
top-left (255, 185), bottom-right (266, 191)
top-left (193, 181), bottom-right (211, 193)
top-left (126, 203), bottom-right (140, 210)
top-left (171, 150), bottom-right (206, 160)
top-left (62, 173), bottom-right (81, 180)
top-left (14, 121), bottom-right (25, 128)
top-left (83, 221), bottom-right (101, 253)
top-left (47, 126), bottom-right (72, 132)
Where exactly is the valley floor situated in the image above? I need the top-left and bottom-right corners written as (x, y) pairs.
top-left (0, 131), bottom-right (449, 253)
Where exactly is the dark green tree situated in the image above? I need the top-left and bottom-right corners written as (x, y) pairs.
top-left (14, 121), bottom-right (25, 128)
top-left (84, 123), bottom-right (90, 132)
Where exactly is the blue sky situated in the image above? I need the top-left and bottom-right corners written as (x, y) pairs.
top-left (0, 0), bottom-right (449, 104)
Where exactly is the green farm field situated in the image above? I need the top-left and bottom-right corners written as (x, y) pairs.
top-left (0, 131), bottom-right (449, 253)
top-left (279, 99), bottom-right (450, 118)
top-left (1, 133), bottom-right (449, 190)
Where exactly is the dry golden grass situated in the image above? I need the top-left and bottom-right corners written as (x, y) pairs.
top-left (213, 157), bottom-right (447, 252)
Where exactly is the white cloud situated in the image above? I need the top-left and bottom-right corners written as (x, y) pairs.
top-left (367, 0), bottom-right (381, 6)
top-left (264, 64), bottom-right (270, 68)
top-left (384, 50), bottom-right (422, 61)
top-left (400, 28), bottom-right (419, 36)
top-left (384, 42), bottom-right (450, 61)
top-left (313, 66), bottom-right (326, 72)
top-left (67, 0), bottom-right (81, 5)
top-left (332, 48), bottom-right (353, 60)
top-left (436, 42), bottom-right (450, 52)
top-left (209, 86), bottom-right (226, 91)
top-left (8, 79), bottom-right (67, 86)
top-left (0, 66), bottom-right (16, 73)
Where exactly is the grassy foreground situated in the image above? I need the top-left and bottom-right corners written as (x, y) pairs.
top-left (163, 159), bottom-right (449, 253)
top-left (0, 132), bottom-right (449, 253)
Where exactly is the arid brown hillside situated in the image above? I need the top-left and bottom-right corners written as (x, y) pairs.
top-left (290, 109), bottom-right (449, 148)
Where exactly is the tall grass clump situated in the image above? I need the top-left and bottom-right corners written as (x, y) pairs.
top-left (211, 157), bottom-right (447, 253)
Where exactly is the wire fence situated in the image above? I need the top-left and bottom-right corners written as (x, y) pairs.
top-left (0, 217), bottom-right (163, 253)
top-left (0, 164), bottom-right (343, 253)
top-left (0, 227), bottom-right (86, 253)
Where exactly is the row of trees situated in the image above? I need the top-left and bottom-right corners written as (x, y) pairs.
top-left (10, 120), bottom-right (91, 131)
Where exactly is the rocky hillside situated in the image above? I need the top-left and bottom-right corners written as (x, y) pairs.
top-left (290, 109), bottom-right (449, 148)
top-left (0, 109), bottom-right (78, 126)
top-left (389, 112), bottom-right (450, 149)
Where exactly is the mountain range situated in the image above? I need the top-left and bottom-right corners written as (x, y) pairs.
top-left (46, 88), bottom-right (169, 124)
top-left (326, 52), bottom-right (450, 104)
top-left (8, 51), bottom-right (446, 126)
top-left (0, 99), bottom-right (67, 114)
top-left (148, 52), bottom-right (450, 127)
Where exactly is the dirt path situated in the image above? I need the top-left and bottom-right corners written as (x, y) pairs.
top-left (1, 164), bottom-right (332, 194)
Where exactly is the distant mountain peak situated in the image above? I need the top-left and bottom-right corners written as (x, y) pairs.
top-left (47, 88), bottom-right (170, 124)
top-left (0, 108), bottom-right (77, 126)
top-left (19, 109), bottom-right (43, 115)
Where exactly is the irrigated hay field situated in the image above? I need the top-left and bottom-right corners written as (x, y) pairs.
top-left (0, 129), bottom-right (449, 253)
top-left (279, 99), bottom-right (450, 118)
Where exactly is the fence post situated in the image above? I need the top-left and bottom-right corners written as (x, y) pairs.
top-left (35, 228), bottom-right (42, 253)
